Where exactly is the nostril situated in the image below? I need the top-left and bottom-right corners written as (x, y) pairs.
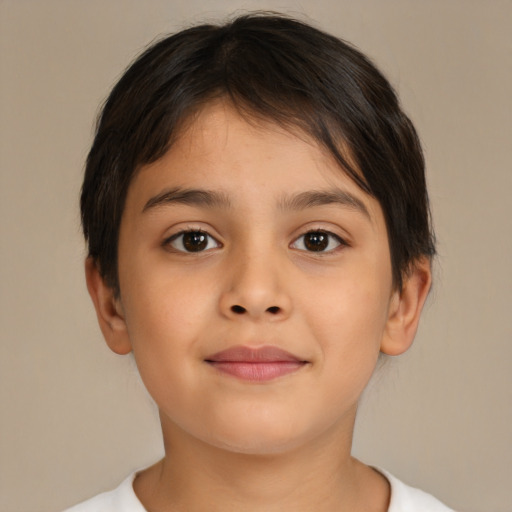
top-left (231, 305), bottom-right (246, 314)
top-left (266, 306), bottom-right (280, 314)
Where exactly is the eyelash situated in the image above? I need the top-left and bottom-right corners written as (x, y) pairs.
top-left (163, 229), bottom-right (347, 254)
top-left (163, 229), bottom-right (221, 253)
top-left (290, 230), bottom-right (347, 253)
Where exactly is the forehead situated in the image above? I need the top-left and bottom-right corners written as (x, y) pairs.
top-left (125, 101), bottom-right (382, 223)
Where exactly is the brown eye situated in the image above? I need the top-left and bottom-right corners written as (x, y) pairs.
top-left (182, 232), bottom-right (208, 251)
top-left (291, 230), bottom-right (344, 253)
top-left (166, 230), bottom-right (220, 253)
top-left (303, 232), bottom-right (329, 251)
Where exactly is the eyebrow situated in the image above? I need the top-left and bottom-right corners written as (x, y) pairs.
top-left (142, 186), bottom-right (370, 219)
top-left (142, 187), bottom-right (232, 212)
top-left (278, 189), bottom-right (370, 218)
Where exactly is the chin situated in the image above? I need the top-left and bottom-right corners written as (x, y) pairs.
top-left (198, 414), bottom-right (318, 457)
top-left (213, 434), bottom-right (304, 457)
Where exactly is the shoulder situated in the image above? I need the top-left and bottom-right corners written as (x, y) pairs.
top-left (62, 473), bottom-right (146, 512)
top-left (379, 469), bottom-right (455, 512)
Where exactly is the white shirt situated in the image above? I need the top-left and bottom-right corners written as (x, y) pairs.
top-left (63, 469), bottom-right (454, 511)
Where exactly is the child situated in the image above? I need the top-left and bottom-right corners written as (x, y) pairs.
top-left (66, 13), bottom-right (453, 511)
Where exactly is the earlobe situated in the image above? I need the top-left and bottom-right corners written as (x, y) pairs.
top-left (380, 258), bottom-right (432, 356)
top-left (85, 258), bottom-right (132, 355)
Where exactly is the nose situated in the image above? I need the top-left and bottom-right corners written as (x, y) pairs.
top-left (219, 250), bottom-right (292, 321)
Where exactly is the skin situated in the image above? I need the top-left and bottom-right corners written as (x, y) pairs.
top-left (86, 101), bottom-right (431, 511)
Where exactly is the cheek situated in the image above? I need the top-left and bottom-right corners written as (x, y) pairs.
top-left (119, 268), bottom-right (217, 384)
top-left (306, 268), bottom-right (390, 335)
top-left (301, 266), bottom-right (391, 377)
top-left (121, 257), bottom-right (217, 336)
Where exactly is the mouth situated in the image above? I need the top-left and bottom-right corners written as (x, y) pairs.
top-left (205, 345), bottom-right (308, 382)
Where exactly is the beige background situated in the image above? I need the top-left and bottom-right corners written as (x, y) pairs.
top-left (1, 1), bottom-right (511, 511)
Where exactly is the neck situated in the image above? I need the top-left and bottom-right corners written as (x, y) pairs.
top-left (133, 413), bottom-right (389, 512)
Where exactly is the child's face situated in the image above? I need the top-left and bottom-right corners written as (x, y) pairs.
top-left (104, 101), bottom-right (412, 454)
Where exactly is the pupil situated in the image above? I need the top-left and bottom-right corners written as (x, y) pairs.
top-left (305, 232), bottom-right (328, 251)
top-left (183, 232), bottom-right (207, 252)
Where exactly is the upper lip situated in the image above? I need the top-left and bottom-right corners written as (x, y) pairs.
top-left (205, 345), bottom-right (305, 363)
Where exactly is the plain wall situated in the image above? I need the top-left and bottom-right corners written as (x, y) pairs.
top-left (1, 1), bottom-right (511, 511)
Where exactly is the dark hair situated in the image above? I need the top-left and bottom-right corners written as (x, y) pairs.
top-left (81, 12), bottom-right (435, 295)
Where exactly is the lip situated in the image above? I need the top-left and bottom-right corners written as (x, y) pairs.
top-left (205, 345), bottom-right (308, 382)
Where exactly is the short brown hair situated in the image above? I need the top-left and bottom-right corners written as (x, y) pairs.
top-left (81, 12), bottom-right (435, 295)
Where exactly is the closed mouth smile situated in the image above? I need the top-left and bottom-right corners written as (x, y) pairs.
top-left (205, 345), bottom-right (308, 382)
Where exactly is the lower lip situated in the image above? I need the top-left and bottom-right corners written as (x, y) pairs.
top-left (207, 361), bottom-right (306, 381)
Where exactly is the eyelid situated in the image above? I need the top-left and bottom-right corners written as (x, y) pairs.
top-left (163, 228), bottom-right (222, 253)
top-left (290, 229), bottom-right (348, 253)
top-left (160, 224), bottom-right (349, 254)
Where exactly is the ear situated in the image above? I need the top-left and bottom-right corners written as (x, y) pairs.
top-left (380, 258), bottom-right (432, 356)
top-left (85, 257), bottom-right (132, 355)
